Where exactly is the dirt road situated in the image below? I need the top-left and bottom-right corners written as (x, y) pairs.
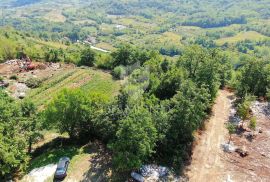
top-left (186, 90), bottom-right (233, 182)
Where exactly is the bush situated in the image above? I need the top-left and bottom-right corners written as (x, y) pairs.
top-left (236, 60), bottom-right (268, 98)
top-left (0, 76), bottom-right (3, 82)
top-left (95, 54), bottom-right (113, 69)
top-left (226, 122), bottom-right (236, 144)
top-left (26, 77), bottom-right (42, 88)
top-left (111, 45), bottom-right (150, 68)
top-left (79, 48), bottom-right (96, 67)
top-left (266, 89), bottom-right (270, 101)
top-left (249, 117), bottom-right (257, 130)
top-left (110, 107), bottom-right (157, 171)
top-left (44, 89), bottom-right (108, 140)
top-left (237, 98), bottom-right (251, 120)
top-left (9, 75), bottom-right (18, 80)
top-left (112, 65), bottom-right (126, 79)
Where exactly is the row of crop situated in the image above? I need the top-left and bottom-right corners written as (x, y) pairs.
top-left (32, 69), bottom-right (91, 106)
top-left (28, 69), bottom-right (77, 99)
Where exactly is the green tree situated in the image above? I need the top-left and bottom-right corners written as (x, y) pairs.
top-left (163, 81), bottom-right (210, 168)
top-left (20, 100), bottom-right (42, 153)
top-left (0, 91), bottom-right (28, 180)
top-left (236, 60), bottom-right (269, 98)
top-left (154, 67), bottom-right (186, 99)
top-left (178, 46), bottom-right (222, 101)
top-left (112, 65), bottom-right (126, 79)
top-left (111, 44), bottom-right (150, 68)
top-left (44, 89), bottom-right (107, 140)
top-left (216, 52), bottom-right (232, 88)
top-left (79, 48), bottom-right (96, 67)
top-left (110, 106), bottom-right (157, 171)
top-left (226, 123), bottom-right (236, 144)
top-left (249, 117), bottom-right (257, 131)
top-left (237, 98), bottom-right (251, 121)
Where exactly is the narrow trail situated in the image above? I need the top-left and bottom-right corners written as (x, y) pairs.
top-left (186, 90), bottom-right (234, 182)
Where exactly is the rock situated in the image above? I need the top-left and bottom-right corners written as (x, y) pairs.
top-left (226, 175), bottom-right (233, 182)
top-left (251, 101), bottom-right (270, 118)
top-left (222, 143), bottom-right (236, 153)
top-left (245, 132), bottom-right (257, 139)
top-left (131, 172), bottom-right (145, 182)
top-left (18, 92), bottom-right (26, 99)
top-left (235, 147), bottom-right (249, 157)
top-left (140, 165), bottom-right (169, 178)
top-left (5, 59), bottom-right (20, 65)
top-left (0, 81), bottom-right (9, 88)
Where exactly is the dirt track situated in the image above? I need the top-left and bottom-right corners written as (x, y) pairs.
top-left (186, 90), bottom-right (233, 182)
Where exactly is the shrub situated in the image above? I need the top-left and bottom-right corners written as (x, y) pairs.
top-left (44, 89), bottom-right (108, 140)
top-left (95, 54), bottom-right (113, 69)
top-left (249, 117), bottom-right (257, 131)
top-left (26, 77), bottom-right (42, 88)
top-left (110, 107), bottom-right (157, 171)
top-left (9, 75), bottom-right (18, 80)
top-left (237, 99), bottom-right (251, 120)
top-left (226, 123), bottom-right (236, 144)
top-left (112, 65), bottom-right (126, 79)
top-left (79, 48), bottom-right (96, 67)
top-left (267, 89), bottom-right (270, 101)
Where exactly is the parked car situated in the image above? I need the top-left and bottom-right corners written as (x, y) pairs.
top-left (54, 157), bottom-right (70, 179)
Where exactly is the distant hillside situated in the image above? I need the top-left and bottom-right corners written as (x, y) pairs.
top-left (9, 0), bottom-right (42, 7)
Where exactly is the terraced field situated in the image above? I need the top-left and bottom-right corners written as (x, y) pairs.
top-left (27, 67), bottom-right (120, 107)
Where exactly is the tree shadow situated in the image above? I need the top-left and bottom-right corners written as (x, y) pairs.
top-left (227, 95), bottom-right (236, 101)
top-left (28, 137), bottom-right (81, 173)
top-left (80, 142), bottom-right (127, 182)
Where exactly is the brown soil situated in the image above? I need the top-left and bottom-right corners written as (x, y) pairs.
top-left (186, 90), bottom-right (233, 182)
top-left (223, 109), bottom-right (270, 181)
top-left (186, 90), bottom-right (270, 182)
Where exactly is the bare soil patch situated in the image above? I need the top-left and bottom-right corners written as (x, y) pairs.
top-left (186, 90), bottom-right (270, 182)
top-left (186, 90), bottom-right (233, 182)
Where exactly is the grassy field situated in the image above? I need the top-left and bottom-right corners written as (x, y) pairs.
top-left (44, 9), bottom-right (66, 22)
top-left (215, 31), bottom-right (268, 45)
top-left (27, 67), bottom-right (120, 107)
top-left (159, 32), bottom-right (182, 46)
top-left (95, 42), bottom-right (116, 51)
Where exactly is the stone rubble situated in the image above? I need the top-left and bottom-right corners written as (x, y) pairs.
top-left (251, 101), bottom-right (270, 118)
top-left (140, 165), bottom-right (169, 178)
top-left (13, 82), bottom-right (29, 99)
top-left (221, 142), bottom-right (236, 153)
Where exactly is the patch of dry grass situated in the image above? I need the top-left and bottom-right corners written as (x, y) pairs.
top-left (44, 9), bottom-right (66, 23)
top-left (215, 31), bottom-right (268, 45)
